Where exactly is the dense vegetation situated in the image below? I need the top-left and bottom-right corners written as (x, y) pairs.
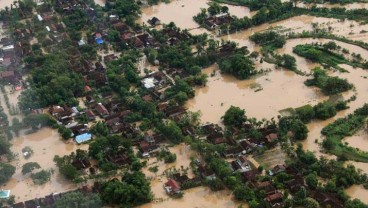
top-left (52, 191), bottom-right (102, 208)
top-left (322, 104), bottom-right (368, 162)
top-left (100, 172), bottom-right (152, 207)
top-left (305, 67), bottom-right (353, 95)
top-left (250, 31), bottom-right (286, 49)
top-left (218, 52), bottom-right (256, 79)
top-left (293, 43), bottom-right (368, 71)
top-left (295, 100), bottom-right (348, 123)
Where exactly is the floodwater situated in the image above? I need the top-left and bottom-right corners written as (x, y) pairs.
top-left (302, 64), bottom-right (368, 157)
top-left (94, 0), bottom-right (106, 6)
top-left (2, 128), bottom-right (89, 202)
top-left (279, 37), bottom-right (368, 71)
top-left (139, 0), bottom-right (208, 29)
top-left (0, 0), bottom-right (13, 10)
top-left (0, 85), bottom-right (23, 125)
top-left (140, 143), bottom-right (248, 208)
top-left (139, 0), bottom-right (253, 29)
top-left (186, 64), bottom-right (325, 124)
top-left (343, 130), bottom-right (368, 152)
top-left (139, 186), bottom-right (248, 208)
top-left (345, 185), bottom-right (368, 204)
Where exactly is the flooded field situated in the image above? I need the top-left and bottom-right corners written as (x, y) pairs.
top-left (139, 0), bottom-right (253, 29)
top-left (0, 0), bottom-right (13, 10)
top-left (345, 185), bottom-right (368, 204)
top-left (139, 186), bottom-right (248, 208)
top-left (2, 128), bottom-right (88, 202)
top-left (344, 130), bottom-right (368, 152)
top-left (94, 0), bottom-right (106, 6)
top-left (186, 64), bottom-right (325, 124)
top-left (0, 85), bottom-right (23, 125)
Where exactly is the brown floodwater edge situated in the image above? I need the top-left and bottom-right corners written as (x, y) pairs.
top-left (2, 128), bottom-right (88, 203)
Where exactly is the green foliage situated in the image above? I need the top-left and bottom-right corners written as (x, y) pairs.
top-left (23, 114), bottom-right (57, 129)
top-left (303, 197), bottom-right (319, 208)
top-left (295, 105), bottom-right (315, 123)
top-left (0, 163), bottom-right (15, 185)
top-left (305, 68), bottom-right (353, 95)
top-left (31, 169), bottom-right (51, 185)
top-left (100, 172), bottom-right (152, 206)
top-left (52, 191), bottom-right (102, 208)
top-left (157, 149), bottom-right (177, 163)
top-left (157, 121), bottom-right (184, 144)
top-left (19, 51), bottom-right (83, 112)
top-left (218, 53), bottom-right (256, 79)
top-left (279, 117), bottom-right (308, 140)
top-left (222, 106), bottom-right (246, 127)
top-left (58, 125), bottom-right (73, 140)
top-left (22, 162), bottom-right (41, 175)
top-left (90, 121), bottom-right (109, 137)
top-left (11, 118), bottom-right (22, 137)
top-left (305, 173), bottom-right (318, 189)
top-left (0, 133), bottom-right (11, 156)
top-left (250, 31), bottom-right (286, 48)
top-left (321, 104), bottom-right (368, 162)
top-left (313, 102), bottom-right (337, 120)
top-left (53, 150), bottom-right (89, 181)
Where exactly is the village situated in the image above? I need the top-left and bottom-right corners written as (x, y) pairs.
top-left (0, 0), bottom-right (367, 208)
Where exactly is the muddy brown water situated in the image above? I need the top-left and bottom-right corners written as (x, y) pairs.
top-left (0, 85), bottom-right (23, 125)
top-left (345, 185), bottom-right (368, 204)
top-left (139, 0), bottom-right (253, 30)
top-left (94, 0), bottom-right (106, 6)
top-left (2, 128), bottom-right (89, 202)
top-left (186, 64), bottom-right (326, 124)
top-left (0, 0), bottom-right (13, 10)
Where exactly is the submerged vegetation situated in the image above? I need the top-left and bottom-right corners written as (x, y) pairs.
top-left (305, 67), bottom-right (353, 95)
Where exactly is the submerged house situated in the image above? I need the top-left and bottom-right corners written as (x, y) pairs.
top-left (164, 179), bottom-right (181, 195)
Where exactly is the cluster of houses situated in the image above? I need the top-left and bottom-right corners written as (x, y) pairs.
top-left (204, 13), bottom-right (234, 30)
top-left (5, 186), bottom-right (94, 208)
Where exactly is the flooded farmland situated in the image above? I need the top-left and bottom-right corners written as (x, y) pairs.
top-left (186, 64), bottom-right (325, 124)
top-left (139, 0), bottom-right (253, 29)
top-left (138, 186), bottom-right (248, 208)
top-left (345, 185), bottom-right (368, 204)
top-left (2, 128), bottom-right (88, 202)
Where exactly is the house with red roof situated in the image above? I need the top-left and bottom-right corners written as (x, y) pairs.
top-left (164, 179), bottom-right (181, 195)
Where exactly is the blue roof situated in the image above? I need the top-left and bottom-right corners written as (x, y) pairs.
top-left (96, 38), bottom-right (104, 44)
top-left (0, 190), bottom-right (10, 199)
top-left (75, 133), bottom-right (92, 144)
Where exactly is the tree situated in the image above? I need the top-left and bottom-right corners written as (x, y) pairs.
top-left (218, 53), bottom-right (256, 79)
top-left (52, 191), bottom-right (102, 208)
top-left (58, 126), bottom-right (72, 140)
top-left (22, 162), bottom-right (41, 175)
top-left (90, 121), bottom-right (109, 137)
top-left (222, 106), bottom-right (246, 127)
top-left (100, 172), bottom-right (152, 206)
top-left (0, 163), bottom-right (15, 185)
top-left (11, 117), bottom-right (22, 136)
top-left (296, 105), bottom-right (315, 123)
top-left (303, 197), bottom-right (319, 208)
top-left (31, 169), bottom-right (51, 185)
top-left (305, 173), bottom-right (318, 189)
top-left (290, 119), bottom-right (308, 140)
top-left (313, 102), bottom-right (336, 120)
top-left (0, 134), bottom-right (11, 156)
top-left (158, 121), bottom-right (184, 144)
